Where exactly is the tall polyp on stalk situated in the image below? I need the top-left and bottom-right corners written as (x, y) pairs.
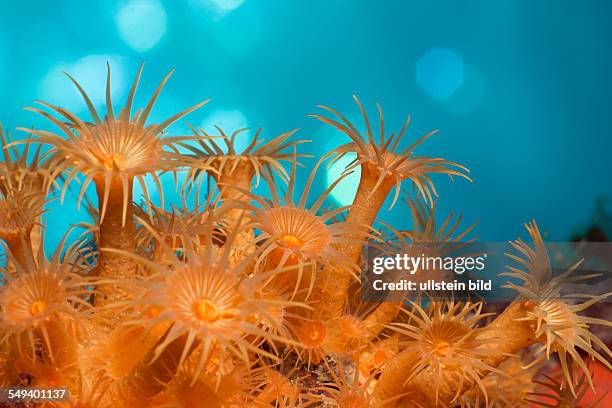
top-left (19, 64), bottom-right (210, 306)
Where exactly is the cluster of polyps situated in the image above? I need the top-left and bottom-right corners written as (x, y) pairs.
top-left (0, 65), bottom-right (609, 407)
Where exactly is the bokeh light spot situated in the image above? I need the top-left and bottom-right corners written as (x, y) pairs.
top-left (189, 0), bottom-right (245, 20)
top-left (116, 0), bottom-right (167, 52)
top-left (38, 55), bottom-right (126, 115)
top-left (445, 65), bottom-right (486, 115)
top-left (326, 153), bottom-right (360, 206)
top-left (416, 48), bottom-right (465, 101)
top-left (200, 109), bottom-right (251, 152)
top-left (211, 9), bottom-right (261, 55)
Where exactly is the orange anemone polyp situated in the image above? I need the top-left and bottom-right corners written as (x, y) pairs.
top-left (299, 320), bottom-right (327, 348)
top-left (327, 316), bottom-right (364, 353)
top-left (434, 341), bottom-right (451, 358)
top-left (29, 300), bottom-right (47, 317)
top-left (193, 299), bottom-right (221, 322)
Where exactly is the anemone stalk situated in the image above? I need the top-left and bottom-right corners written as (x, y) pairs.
top-left (94, 174), bottom-right (136, 305)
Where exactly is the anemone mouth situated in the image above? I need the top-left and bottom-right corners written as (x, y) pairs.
top-left (433, 341), bottom-right (451, 357)
top-left (101, 153), bottom-right (127, 171)
top-left (262, 207), bottom-right (332, 254)
top-left (0, 269), bottom-right (83, 329)
top-left (72, 121), bottom-right (165, 175)
top-left (162, 265), bottom-right (244, 329)
top-left (360, 145), bottom-right (403, 173)
top-left (373, 349), bottom-right (390, 366)
top-left (258, 207), bottom-right (336, 270)
top-left (193, 298), bottom-right (222, 322)
top-left (2, 282), bottom-right (57, 325)
top-left (29, 300), bottom-right (48, 317)
top-left (421, 319), bottom-right (474, 361)
top-left (278, 233), bottom-right (304, 249)
top-left (143, 306), bottom-right (161, 318)
top-left (291, 317), bottom-right (330, 366)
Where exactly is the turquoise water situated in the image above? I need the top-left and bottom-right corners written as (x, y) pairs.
top-left (0, 1), bottom-right (611, 250)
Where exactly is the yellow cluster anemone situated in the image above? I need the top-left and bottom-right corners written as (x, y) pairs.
top-left (384, 301), bottom-right (502, 407)
top-left (0, 65), bottom-right (610, 407)
top-left (18, 64), bottom-right (210, 300)
top-left (0, 233), bottom-right (93, 360)
top-left (182, 126), bottom-right (307, 194)
top-left (307, 98), bottom-right (471, 322)
top-left (235, 156), bottom-right (369, 297)
top-left (252, 366), bottom-right (305, 407)
top-left (355, 198), bottom-right (478, 345)
top-left (134, 345), bottom-right (258, 408)
top-left (310, 361), bottom-right (381, 408)
top-left (502, 221), bottom-right (612, 395)
top-left (311, 95), bottom-right (470, 210)
top-left (109, 219), bottom-right (304, 382)
top-left (21, 64), bottom-right (208, 225)
top-left (459, 353), bottom-right (542, 408)
top-left (0, 126), bottom-right (50, 195)
top-left (0, 187), bottom-right (46, 253)
top-left (179, 127), bottom-right (310, 265)
top-left (134, 188), bottom-right (225, 259)
top-left (14, 321), bottom-right (80, 391)
top-left (0, 126), bottom-right (50, 264)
